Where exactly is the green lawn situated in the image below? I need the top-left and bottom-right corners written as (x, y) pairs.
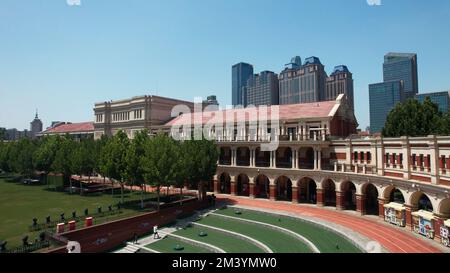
top-left (0, 179), bottom-right (156, 249)
top-left (145, 236), bottom-right (211, 253)
top-left (214, 207), bottom-right (362, 253)
top-left (196, 214), bottom-right (311, 253)
top-left (174, 225), bottom-right (265, 253)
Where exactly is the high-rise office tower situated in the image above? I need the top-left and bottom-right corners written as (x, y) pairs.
top-left (325, 65), bottom-right (354, 110)
top-left (232, 62), bottom-right (254, 107)
top-left (383, 53), bottom-right (418, 99)
top-left (369, 52), bottom-right (418, 133)
top-left (369, 80), bottom-right (405, 133)
top-left (278, 56), bottom-right (327, 105)
top-left (246, 71), bottom-right (279, 106)
top-left (416, 91), bottom-right (450, 113)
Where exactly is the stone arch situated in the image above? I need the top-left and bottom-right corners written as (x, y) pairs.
top-left (341, 181), bottom-right (357, 210)
top-left (362, 183), bottom-right (379, 215)
top-left (219, 172), bottom-right (231, 194)
top-left (382, 185), bottom-right (406, 204)
top-left (275, 176), bottom-right (292, 201)
top-left (236, 174), bottom-right (250, 196)
top-left (409, 191), bottom-right (434, 212)
top-left (437, 198), bottom-right (450, 218)
top-left (254, 174), bottom-right (270, 199)
top-left (298, 177), bottom-right (317, 204)
top-left (322, 178), bottom-right (336, 207)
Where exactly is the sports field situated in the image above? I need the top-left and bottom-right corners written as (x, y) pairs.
top-left (0, 179), bottom-right (155, 249)
top-left (143, 207), bottom-right (362, 253)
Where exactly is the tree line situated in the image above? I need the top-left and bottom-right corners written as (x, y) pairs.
top-left (382, 97), bottom-right (450, 137)
top-left (0, 130), bottom-right (219, 210)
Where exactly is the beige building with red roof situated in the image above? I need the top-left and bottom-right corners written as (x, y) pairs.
top-left (38, 122), bottom-right (94, 140)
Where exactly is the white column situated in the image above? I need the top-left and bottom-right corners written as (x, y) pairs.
top-left (429, 136), bottom-right (439, 184)
top-left (313, 148), bottom-right (318, 170)
top-left (270, 151), bottom-right (274, 168)
top-left (232, 148), bottom-right (236, 166)
top-left (317, 148), bottom-right (322, 170)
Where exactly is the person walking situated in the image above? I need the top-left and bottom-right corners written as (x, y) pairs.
top-left (153, 225), bottom-right (160, 239)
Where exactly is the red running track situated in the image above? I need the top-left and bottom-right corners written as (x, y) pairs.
top-left (218, 195), bottom-right (441, 253)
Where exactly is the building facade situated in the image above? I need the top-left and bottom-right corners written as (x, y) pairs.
top-left (383, 52), bottom-right (418, 99)
top-left (278, 56), bottom-right (327, 105)
top-left (246, 71), bottom-right (279, 106)
top-left (38, 122), bottom-right (94, 140)
top-left (202, 95), bottom-right (219, 109)
top-left (160, 93), bottom-right (450, 244)
top-left (369, 80), bottom-right (404, 133)
top-left (416, 91), bottom-right (450, 113)
top-left (325, 65), bottom-right (354, 110)
top-left (93, 95), bottom-right (194, 140)
top-left (232, 62), bottom-right (254, 107)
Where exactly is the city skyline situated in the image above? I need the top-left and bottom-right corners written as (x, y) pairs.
top-left (1, 0), bottom-right (450, 130)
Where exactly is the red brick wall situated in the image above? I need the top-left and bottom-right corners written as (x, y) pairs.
top-left (330, 152), bottom-right (346, 160)
top-left (411, 175), bottom-right (431, 183)
top-left (384, 171), bottom-right (404, 178)
top-left (46, 198), bottom-right (208, 253)
top-left (439, 179), bottom-right (450, 186)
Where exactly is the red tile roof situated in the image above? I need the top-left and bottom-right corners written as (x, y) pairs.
top-left (43, 122), bottom-right (94, 134)
top-left (165, 100), bottom-right (338, 127)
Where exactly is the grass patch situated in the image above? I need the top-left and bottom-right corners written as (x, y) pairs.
top-left (197, 214), bottom-right (311, 253)
top-left (145, 236), bottom-right (211, 253)
top-left (174, 225), bottom-right (264, 253)
top-left (0, 179), bottom-right (156, 249)
top-left (214, 207), bottom-right (362, 253)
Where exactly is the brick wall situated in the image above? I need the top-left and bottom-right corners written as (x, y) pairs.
top-left (46, 198), bottom-right (209, 253)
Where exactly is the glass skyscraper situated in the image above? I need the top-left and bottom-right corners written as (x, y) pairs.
top-left (416, 91), bottom-right (450, 113)
top-left (369, 80), bottom-right (404, 133)
top-left (383, 53), bottom-right (418, 99)
top-left (232, 62), bottom-right (254, 107)
top-left (246, 71), bottom-right (279, 106)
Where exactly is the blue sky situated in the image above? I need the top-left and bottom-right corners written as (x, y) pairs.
top-left (1, 0), bottom-right (450, 130)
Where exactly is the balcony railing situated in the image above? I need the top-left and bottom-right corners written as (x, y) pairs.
top-left (214, 134), bottom-right (329, 142)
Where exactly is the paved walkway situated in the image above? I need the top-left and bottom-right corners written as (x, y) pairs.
top-left (217, 195), bottom-right (444, 253)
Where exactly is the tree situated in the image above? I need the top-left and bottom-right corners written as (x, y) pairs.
top-left (382, 97), bottom-right (444, 137)
top-left (96, 135), bottom-right (112, 192)
top-left (100, 131), bottom-right (130, 203)
top-left (33, 135), bottom-right (60, 188)
top-left (125, 130), bottom-right (150, 209)
top-left (52, 136), bottom-right (75, 192)
top-left (0, 142), bottom-right (12, 172)
top-left (141, 133), bottom-right (179, 211)
top-left (71, 139), bottom-right (96, 195)
top-left (0, 128), bottom-right (6, 141)
top-left (181, 139), bottom-right (219, 201)
top-left (174, 141), bottom-right (189, 204)
top-left (441, 109), bottom-right (450, 135)
top-left (10, 138), bottom-right (36, 178)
